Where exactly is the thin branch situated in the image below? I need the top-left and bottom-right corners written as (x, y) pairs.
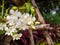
top-left (43, 31), bottom-right (54, 45)
top-left (31, 24), bottom-right (54, 30)
top-left (31, 0), bottom-right (54, 45)
top-left (29, 24), bottom-right (60, 34)
top-left (31, 0), bottom-right (45, 24)
top-left (1, 35), bottom-right (12, 45)
top-left (29, 29), bottom-right (35, 45)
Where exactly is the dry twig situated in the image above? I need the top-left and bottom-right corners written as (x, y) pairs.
top-left (31, 0), bottom-right (54, 45)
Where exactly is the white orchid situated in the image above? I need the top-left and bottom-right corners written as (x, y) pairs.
top-left (6, 15), bottom-right (11, 20)
top-left (12, 33), bottom-right (22, 40)
top-left (5, 28), bottom-right (17, 35)
top-left (9, 9), bottom-right (15, 15)
top-left (0, 9), bottom-right (36, 40)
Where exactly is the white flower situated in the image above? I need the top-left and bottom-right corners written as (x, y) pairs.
top-left (9, 21), bottom-right (15, 26)
top-left (23, 26), bottom-right (29, 30)
top-left (16, 12), bottom-right (22, 17)
top-left (11, 28), bottom-right (16, 32)
top-left (15, 10), bottom-right (18, 13)
top-left (9, 9), bottom-right (15, 14)
top-left (12, 33), bottom-right (22, 40)
top-left (32, 17), bottom-right (36, 21)
top-left (26, 13), bottom-right (29, 16)
top-left (15, 21), bottom-right (22, 28)
top-left (5, 28), bottom-right (16, 35)
top-left (27, 21), bottom-right (32, 25)
top-left (24, 13), bottom-right (29, 19)
top-left (4, 27), bottom-right (9, 31)
top-left (11, 16), bottom-right (18, 21)
top-left (0, 9), bottom-right (36, 40)
top-left (5, 30), bottom-right (11, 35)
top-left (6, 15), bottom-right (11, 20)
top-left (21, 26), bottom-right (27, 30)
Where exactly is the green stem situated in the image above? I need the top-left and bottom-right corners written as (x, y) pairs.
top-left (2, 0), bottom-right (4, 16)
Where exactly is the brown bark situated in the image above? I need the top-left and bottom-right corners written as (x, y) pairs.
top-left (0, 35), bottom-right (12, 45)
top-left (31, 0), bottom-right (54, 45)
top-left (29, 29), bottom-right (35, 45)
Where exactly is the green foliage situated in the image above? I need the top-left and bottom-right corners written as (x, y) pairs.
top-left (4, 8), bottom-right (9, 17)
top-left (0, 0), bottom-right (9, 23)
top-left (0, 30), bottom-right (6, 35)
top-left (19, 2), bottom-right (36, 16)
top-left (24, 3), bottom-right (31, 13)
top-left (40, 43), bottom-right (46, 45)
top-left (36, 0), bottom-right (60, 25)
top-left (0, 0), bottom-right (8, 35)
top-left (43, 12), bottom-right (60, 25)
top-left (1, 0), bottom-right (4, 16)
top-left (36, 41), bottom-right (47, 45)
top-left (54, 42), bottom-right (60, 45)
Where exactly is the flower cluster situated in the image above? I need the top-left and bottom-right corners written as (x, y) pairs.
top-left (0, 9), bottom-right (36, 40)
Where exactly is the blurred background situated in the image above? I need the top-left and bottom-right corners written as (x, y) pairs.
top-left (0, 0), bottom-right (60, 45)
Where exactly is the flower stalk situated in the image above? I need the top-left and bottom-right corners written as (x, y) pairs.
top-left (2, 0), bottom-right (4, 16)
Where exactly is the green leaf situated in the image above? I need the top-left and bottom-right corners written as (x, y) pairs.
top-left (4, 8), bottom-right (9, 17)
top-left (0, 30), bottom-right (6, 35)
top-left (43, 13), bottom-right (60, 25)
top-left (40, 42), bottom-right (46, 45)
top-left (25, 3), bottom-right (31, 13)
top-left (31, 6), bottom-right (35, 13)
